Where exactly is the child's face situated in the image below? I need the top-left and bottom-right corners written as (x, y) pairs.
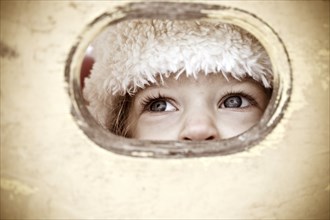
top-left (127, 74), bottom-right (270, 140)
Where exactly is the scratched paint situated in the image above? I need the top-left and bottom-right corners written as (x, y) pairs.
top-left (0, 178), bottom-right (37, 195)
top-left (0, 40), bottom-right (18, 58)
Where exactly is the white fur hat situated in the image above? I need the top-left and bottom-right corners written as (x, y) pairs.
top-left (83, 19), bottom-right (272, 130)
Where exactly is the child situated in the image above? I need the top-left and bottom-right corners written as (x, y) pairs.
top-left (83, 19), bottom-right (273, 141)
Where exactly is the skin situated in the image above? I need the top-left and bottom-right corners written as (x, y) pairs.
top-left (126, 74), bottom-right (270, 141)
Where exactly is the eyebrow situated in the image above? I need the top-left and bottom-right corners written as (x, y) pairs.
top-left (133, 85), bottom-right (163, 101)
top-left (135, 82), bottom-right (170, 95)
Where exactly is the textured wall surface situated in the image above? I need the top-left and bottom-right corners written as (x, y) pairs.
top-left (1, 1), bottom-right (329, 219)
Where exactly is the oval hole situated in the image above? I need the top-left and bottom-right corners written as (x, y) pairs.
top-left (65, 2), bottom-right (292, 158)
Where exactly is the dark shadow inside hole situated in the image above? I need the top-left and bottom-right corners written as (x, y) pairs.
top-left (80, 46), bottom-right (94, 89)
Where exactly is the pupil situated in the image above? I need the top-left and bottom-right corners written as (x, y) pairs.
top-left (224, 96), bottom-right (242, 108)
top-left (150, 100), bottom-right (166, 111)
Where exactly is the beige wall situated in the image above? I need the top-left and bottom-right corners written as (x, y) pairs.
top-left (1, 1), bottom-right (329, 219)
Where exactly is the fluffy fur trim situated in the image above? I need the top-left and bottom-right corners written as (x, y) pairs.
top-left (83, 19), bottom-right (273, 128)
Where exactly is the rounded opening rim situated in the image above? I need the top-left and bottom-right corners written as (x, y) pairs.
top-left (65, 2), bottom-right (292, 158)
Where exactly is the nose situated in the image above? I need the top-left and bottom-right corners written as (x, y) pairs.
top-left (179, 116), bottom-right (220, 141)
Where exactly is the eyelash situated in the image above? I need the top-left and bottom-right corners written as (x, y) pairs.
top-left (140, 93), bottom-right (173, 111)
top-left (219, 91), bottom-right (258, 108)
top-left (140, 91), bottom-right (258, 112)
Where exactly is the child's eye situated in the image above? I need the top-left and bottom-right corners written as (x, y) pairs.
top-left (220, 95), bottom-right (252, 108)
top-left (148, 99), bottom-right (176, 112)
